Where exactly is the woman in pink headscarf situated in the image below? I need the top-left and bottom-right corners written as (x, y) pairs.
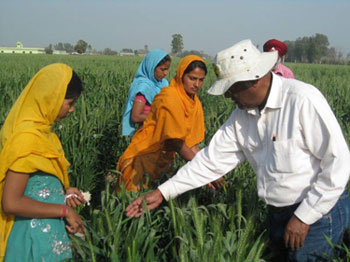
top-left (263, 39), bottom-right (294, 79)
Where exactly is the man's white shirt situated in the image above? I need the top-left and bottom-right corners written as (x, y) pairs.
top-left (159, 73), bottom-right (350, 225)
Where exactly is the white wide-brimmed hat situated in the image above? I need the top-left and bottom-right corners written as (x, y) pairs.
top-left (208, 39), bottom-right (278, 95)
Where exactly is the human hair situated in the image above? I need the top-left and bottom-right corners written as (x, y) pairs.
top-left (65, 70), bottom-right (83, 99)
top-left (183, 60), bottom-right (207, 76)
top-left (225, 79), bottom-right (258, 96)
top-left (236, 79), bottom-right (258, 90)
top-left (156, 55), bottom-right (171, 67)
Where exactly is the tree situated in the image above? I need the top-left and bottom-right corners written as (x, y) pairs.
top-left (45, 44), bottom-right (53, 54)
top-left (327, 47), bottom-right (337, 59)
top-left (284, 34), bottom-right (329, 63)
top-left (74, 40), bottom-right (89, 54)
top-left (171, 34), bottom-right (184, 55)
top-left (63, 43), bottom-right (74, 53)
top-left (87, 44), bottom-right (92, 53)
top-left (309, 33), bottom-right (329, 63)
top-left (121, 48), bottom-right (133, 53)
top-left (307, 40), bottom-right (318, 63)
top-left (337, 50), bottom-right (343, 60)
top-left (284, 40), bottom-right (295, 62)
top-left (54, 42), bottom-right (64, 51)
top-left (103, 48), bottom-right (118, 56)
top-left (323, 47), bottom-right (347, 64)
top-left (295, 37), bottom-right (309, 63)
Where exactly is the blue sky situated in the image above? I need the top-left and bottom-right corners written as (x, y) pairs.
top-left (1, 0), bottom-right (349, 56)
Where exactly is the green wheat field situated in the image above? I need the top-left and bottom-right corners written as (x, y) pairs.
top-left (1, 54), bottom-right (350, 261)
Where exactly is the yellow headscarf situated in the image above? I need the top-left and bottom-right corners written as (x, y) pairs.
top-left (118, 55), bottom-right (206, 165)
top-left (0, 63), bottom-right (72, 259)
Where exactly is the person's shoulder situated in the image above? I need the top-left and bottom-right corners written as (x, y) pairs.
top-left (282, 64), bottom-right (294, 75)
top-left (132, 80), bottom-right (153, 91)
top-left (12, 130), bottom-right (41, 144)
top-left (290, 79), bottom-right (320, 95)
top-left (4, 131), bottom-right (44, 160)
top-left (274, 64), bottom-right (294, 78)
top-left (155, 86), bottom-right (178, 100)
top-left (228, 107), bottom-right (248, 122)
top-left (152, 86), bottom-right (179, 107)
top-left (280, 77), bottom-right (327, 106)
top-left (159, 86), bottom-right (176, 94)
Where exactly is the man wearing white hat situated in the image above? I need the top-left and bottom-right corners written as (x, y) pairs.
top-left (125, 39), bottom-right (350, 261)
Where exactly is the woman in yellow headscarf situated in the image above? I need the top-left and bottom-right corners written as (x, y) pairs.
top-left (0, 64), bottom-right (85, 261)
top-left (116, 55), bottom-right (207, 192)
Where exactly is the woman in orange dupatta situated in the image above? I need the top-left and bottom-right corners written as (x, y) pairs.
top-left (117, 55), bottom-right (207, 192)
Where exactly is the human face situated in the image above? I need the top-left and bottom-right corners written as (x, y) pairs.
top-left (182, 67), bottom-right (206, 99)
top-left (224, 81), bottom-right (261, 110)
top-left (55, 98), bottom-right (77, 122)
top-left (154, 61), bottom-right (171, 81)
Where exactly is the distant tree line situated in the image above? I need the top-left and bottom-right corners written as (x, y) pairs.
top-left (45, 40), bottom-right (121, 56)
top-left (120, 46), bottom-right (149, 56)
top-left (102, 48), bottom-right (118, 56)
top-left (170, 33), bottom-right (349, 64)
top-left (284, 33), bottom-right (350, 64)
top-left (54, 42), bottom-right (75, 53)
top-left (121, 48), bottom-right (133, 53)
top-left (321, 47), bottom-right (350, 65)
top-left (43, 33), bottom-right (349, 64)
top-left (45, 40), bottom-right (94, 55)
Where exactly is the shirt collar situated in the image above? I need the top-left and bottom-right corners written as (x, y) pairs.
top-left (245, 73), bottom-right (283, 116)
top-left (264, 73), bottom-right (283, 110)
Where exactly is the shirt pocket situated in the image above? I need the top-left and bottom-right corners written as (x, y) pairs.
top-left (268, 139), bottom-right (299, 173)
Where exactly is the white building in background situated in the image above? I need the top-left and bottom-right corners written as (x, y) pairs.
top-left (119, 51), bottom-right (134, 56)
top-left (0, 42), bottom-right (68, 55)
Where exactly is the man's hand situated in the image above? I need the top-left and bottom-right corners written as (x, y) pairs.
top-left (284, 215), bottom-right (310, 250)
top-left (125, 189), bottom-right (164, 217)
top-left (207, 177), bottom-right (227, 190)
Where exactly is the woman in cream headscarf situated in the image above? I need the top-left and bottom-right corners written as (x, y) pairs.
top-left (117, 55), bottom-right (207, 192)
top-left (0, 63), bottom-right (84, 261)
